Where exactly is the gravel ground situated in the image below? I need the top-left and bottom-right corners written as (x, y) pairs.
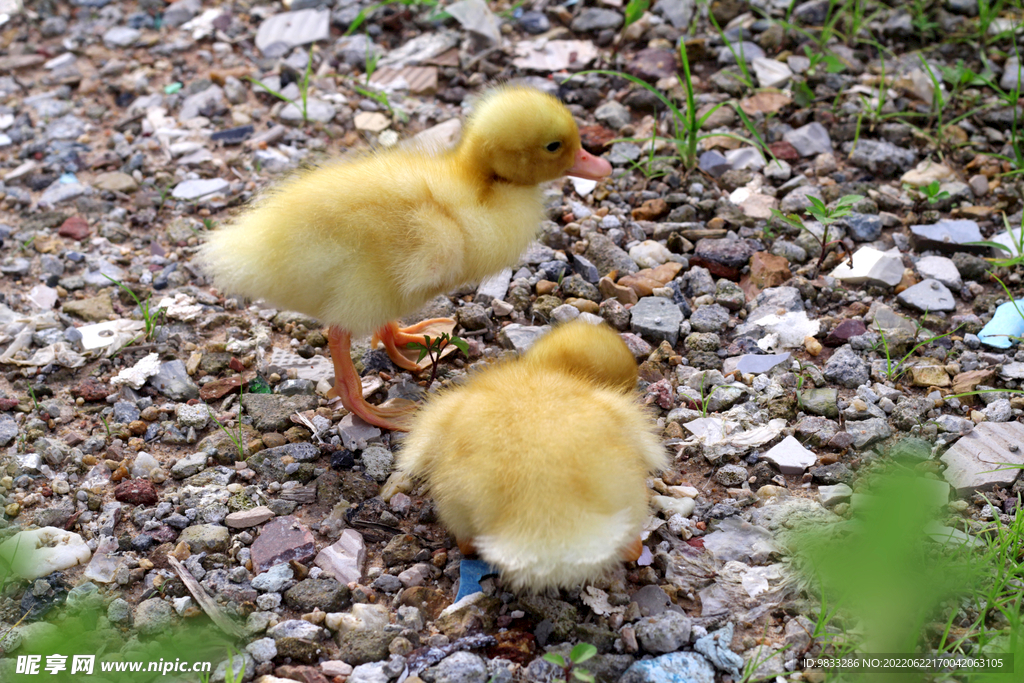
top-left (2, 1), bottom-right (1024, 682)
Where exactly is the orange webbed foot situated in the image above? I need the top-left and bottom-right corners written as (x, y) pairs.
top-left (327, 326), bottom-right (418, 431)
top-left (621, 536), bottom-right (644, 563)
top-left (457, 537), bottom-right (477, 556)
top-left (372, 318), bottom-right (458, 371)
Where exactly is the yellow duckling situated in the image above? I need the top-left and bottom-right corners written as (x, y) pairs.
top-left (399, 321), bottom-right (668, 592)
top-left (199, 86), bottom-right (611, 430)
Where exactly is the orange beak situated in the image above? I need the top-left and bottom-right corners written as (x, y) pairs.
top-left (567, 148), bottom-right (612, 180)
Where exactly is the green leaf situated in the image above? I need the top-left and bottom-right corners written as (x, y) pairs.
top-left (570, 643), bottom-right (598, 663)
top-left (623, 0), bottom-right (649, 27)
top-left (964, 239), bottom-right (1011, 254)
top-left (823, 53), bottom-right (846, 74)
top-left (793, 80), bottom-right (815, 108)
top-left (450, 336), bottom-right (470, 355)
top-left (572, 671), bottom-right (596, 683)
top-left (407, 342), bottom-right (430, 363)
top-left (543, 653), bottom-right (567, 668)
top-left (806, 196), bottom-right (827, 212)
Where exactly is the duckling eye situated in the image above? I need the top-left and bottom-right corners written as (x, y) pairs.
top-left (546, 141), bottom-right (562, 152)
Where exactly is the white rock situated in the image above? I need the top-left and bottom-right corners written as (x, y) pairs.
top-left (818, 483), bottom-right (853, 507)
top-left (830, 246), bottom-right (904, 287)
top-left (315, 529), bottom-right (366, 584)
top-left (353, 111), bottom-right (390, 132)
top-left (915, 255), bottom-right (962, 290)
top-left (110, 352), bottom-right (162, 389)
top-left (171, 178), bottom-right (229, 200)
top-left (752, 57), bottom-right (792, 88)
top-left (900, 159), bottom-right (956, 188)
top-left (325, 602), bottom-right (389, 634)
top-left (761, 435), bottom-right (817, 474)
top-left (651, 495), bottom-right (696, 518)
top-left (0, 527), bottom-right (92, 580)
top-left (629, 240), bottom-right (673, 268)
top-left (750, 311), bottom-right (820, 349)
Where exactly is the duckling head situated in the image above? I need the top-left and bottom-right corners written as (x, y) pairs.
top-left (525, 321), bottom-right (638, 393)
top-left (456, 86), bottom-right (611, 186)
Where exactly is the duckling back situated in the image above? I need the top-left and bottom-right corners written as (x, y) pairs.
top-left (400, 322), bottom-right (667, 591)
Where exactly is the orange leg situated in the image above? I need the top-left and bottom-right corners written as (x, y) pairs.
top-left (326, 326), bottom-right (415, 431)
top-left (371, 318), bottom-right (457, 372)
top-left (620, 536), bottom-right (644, 563)
top-left (457, 537), bottom-right (477, 556)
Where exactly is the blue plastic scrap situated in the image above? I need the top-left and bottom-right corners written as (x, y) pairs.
top-left (454, 558), bottom-right (498, 602)
top-left (979, 299), bottom-right (1024, 349)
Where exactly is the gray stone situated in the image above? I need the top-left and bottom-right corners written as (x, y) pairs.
top-left (753, 57), bottom-right (792, 89)
top-left (800, 388), bottom-right (838, 418)
top-left (724, 146), bottom-right (766, 171)
top-left (585, 233), bottom-right (638, 276)
top-left (689, 304), bottom-right (730, 334)
top-left (252, 563), bottom-right (295, 593)
top-left (715, 464), bottom-right (748, 486)
top-left (654, 0), bottom-right (696, 28)
top-left (107, 598), bottom-right (131, 625)
top-left (779, 184), bottom-right (824, 214)
top-left (498, 323), bottom-right (550, 352)
top-left (171, 178), bottom-right (229, 201)
top-left (570, 8), bottom-right (623, 32)
top-left (818, 483), bottom-right (853, 507)
top-left (1002, 57), bottom-right (1024, 91)
top-left (475, 267), bottom-right (512, 304)
top-left (940, 422), bottom-right (1024, 493)
top-left (177, 524), bottom-right (230, 554)
top-left (915, 255), bottom-right (962, 290)
top-left (46, 115), bottom-right (88, 140)
top-left (0, 417), bottom-right (20, 447)
top-left (694, 238), bottom-right (754, 269)
top-left (179, 85), bottom-right (225, 121)
top-left (845, 139), bottom-right (917, 176)
top-left (896, 279), bottom-right (956, 312)
top-left (842, 213), bottom-right (883, 242)
top-left (268, 619), bottom-right (327, 641)
top-left (595, 100), bottom-right (631, 130)
top-left (39, 182), bottom-right (89, 208)
top-left (782, 122), bottom-right (832, 157)
top-left (134, 598), bottom-right (174, 635)
top-left (634, 610), bottom-right (692, 654)
top-left (846, 417), bottom-right (891, 449)
top-left (984, 399), bottom-right (1013, 422)
top-left (284, 578), bottom-right (350, 612)
top-left (434, 651), bottom-right (488, 683)
top-left (170, 452), bottom-right (207, 479)
top-left (103, 27), bottom-right (141, 48)
top-left (948, 0), bottom-right (979, 15)
top-left (717, 41), bottom-right (765, 65)
top-left (348, 662), bottom-right (389, 683)
top-left (361, 445), bottom-right (394, 482)
top-left (698, 150), bottom-right (729, 177)
top-left (630, 297), bottom-right (685, 346)
top-left (240, 394), bottom-right (319, 432)
top-left (246, 637), bottom-right (277, 663)
top-left (163, 0), bottom-right (201, 27)
top-left (281, 98), bottom-right (337, 123)
top-left (823, 345), bottom-right (869, 388)
top-left (620, 652), bottom-right (714, 683)
top-left (334, 34), bottom-right (384, 66)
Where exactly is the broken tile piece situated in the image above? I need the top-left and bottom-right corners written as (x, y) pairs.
top-left (830, 246), bottom-right (904, 287)
top-left (251, 516), bottom-right (316, 573)
top-left (940, 422), bottom-right (1024, 493)
top-left (909, 219), bottom-right (985, 254)
top-left (761, 435), bottom-right (817, 474)
top-left (512, 39), bottom-right (599, 71)
top-left (724, 352), bottom-right (791, 375)
top-left (978, 299), bottom-right (1024, 349)
top-left (254, 8), bottom-right (330, 57)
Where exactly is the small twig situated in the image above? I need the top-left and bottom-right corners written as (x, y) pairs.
top-left (167, 556), bottom-right (245, 638)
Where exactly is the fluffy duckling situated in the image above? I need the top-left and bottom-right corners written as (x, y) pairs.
top-left (399, 321), bottom-right (668, 592)
top-left (199, 86), bottom-right (610, 430)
